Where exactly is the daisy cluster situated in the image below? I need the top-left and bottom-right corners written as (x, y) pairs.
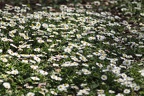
top-left (0, 0), bottom-right (143, 96)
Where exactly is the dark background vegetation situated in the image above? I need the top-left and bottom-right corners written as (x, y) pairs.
top-left (0, 0), bottom-right (142, 24)
top-left (0, 0), bottom-right (142, 12)
top-left (0, 0), bottom-right (90, 9)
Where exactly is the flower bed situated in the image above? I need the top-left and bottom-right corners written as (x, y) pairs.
top-left (0, 1), bottom-right (144, 96)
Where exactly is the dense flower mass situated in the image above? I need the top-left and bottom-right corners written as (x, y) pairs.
top-left (0, 0), bottom-right (143, 95)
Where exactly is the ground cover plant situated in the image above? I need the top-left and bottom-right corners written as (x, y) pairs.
top-left (0, 0), bottom-right (144, 96)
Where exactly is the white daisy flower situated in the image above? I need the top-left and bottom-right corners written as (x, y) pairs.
top-left (3, 82), bottom-right (11, 89)
top-left (101, 75), bottom-right (107, 80)
top-left (123, 89), bottom-right (130, 94)
top-left (11, 69), bottom-right (19, 75)
top-left (57, 84), bottom-right (67, 92)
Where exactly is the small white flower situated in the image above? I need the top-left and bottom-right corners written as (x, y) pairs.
top-left (7, 49), bottom-right (13, 55)
top-left (76, 34), bottom-right (82, 39)
top-left (22, 60), bottom-right (29, 64)
top-left (57, 84), bottom-right (67, 91)
top-left (80, 83), bottom-right (87, 87)
top-left (81, 69), bottom-right (91, 75)
top-left (30, 65), bottom-right (38, 70)
top-left (26, 92), bottom-right (35, 96)
top-left (39, 70), bottom-right (48, 75)
top-left (135, 54), bottom-right (142, 57)
top-left (116, 93), bottom-right (124, 96)
top-left (11, 69), bottom-right (19, 75)
top-left (77, 90), bottom-right (83, 95)
top-left (109, 90), bottom-right (115, 93)
top-left (29, 60), bottom-right (36, 64)
top-left (123, 60), bottom-right (131, 66)
top-left (93, 52), bottom-right (101, 56)
top-left (0, 79), bottom-right (3, 83)
top-left (96, 35), bottom-right (106, 41)
top-left (11, 52), bottom-right (20, 58)
top-left (34, 48), bottom-right (41, 52)
top-left (31, 77), bottom-right (40, 81)
top-left (139, 69), bottom-right (144, 76)
top-left (42, 23), bottom-right (48, 29)
top-left (77, 88), bottom-right (90, 96)
top-left (37, 39), bottom-right (44, 43)
top-left (51, 75), bottom-right (62, 81)
top-left (53, 63), bottom-right (59, 67)
top-left (96, 63), bottom-right (103, 68)
top-left (101, 75), bottom-right (107, 80)
top-left (1, 58), bottom-right (8, 62)
top-left (93, 1), bottom-right (101, 6)
top-left (61, 61), bottom-right (71, 67)
top-left (134, 86), bottom-right (140, 91)
top-left (64, 47), bottom-right (71, 53)
top-left (98, 94), bottom-right (106, 96)
top-left (33, 56), bottom-right (41, 62)
top-left (63, 83), bottom-right (69, 88)
top-left (99, 55), bottom-right (106, 60)
top-left (140, 13), bottom-right (144, 16)
top-left (121, 73), bottom-right (127, 78)
top-left (70, 56), bottom-right (80, 62)
top-left (50, 90), bottom-right (57, 95)
top-left (3, 82), bottom-right (11, 89)
top-left (24, 83), bottom-right (33, 89)
top-left (1, 37), bottom-right (9, 42)
top-left (123, 89), bottom-right (130, 94)
top-left (0, 49), bottom-right (2, 53)
top-left (79, 56), bottom-right (88, 62)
